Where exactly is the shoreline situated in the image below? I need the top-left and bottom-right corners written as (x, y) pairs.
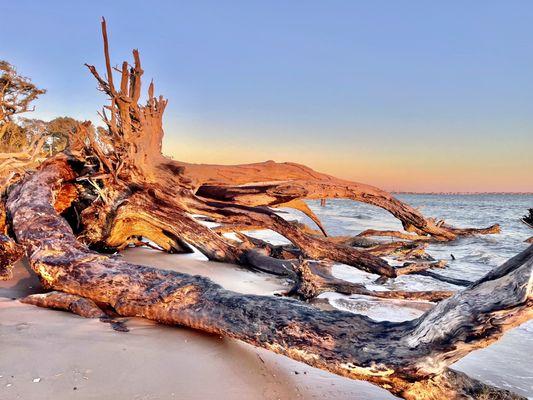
top-left (1, 247), bottom-right (531, 399)
top-left (0, 248), bottom-right (397, 400)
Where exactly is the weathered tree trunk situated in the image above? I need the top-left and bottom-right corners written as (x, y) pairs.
top-left (7, 155), bottom-right (532, 400)
top-left (186, 163), bottom-right (500, 241)
top-left (244, 250), bottom-right (453, 302)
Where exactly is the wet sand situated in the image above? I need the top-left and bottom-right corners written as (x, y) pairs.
top-left (0, 248), bottom-right (397, 400)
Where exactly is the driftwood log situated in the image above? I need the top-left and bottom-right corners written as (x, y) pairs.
top-left (1, 18), bottom-right (531, 400)
top-left (7, 155), bottom-right (532, 400)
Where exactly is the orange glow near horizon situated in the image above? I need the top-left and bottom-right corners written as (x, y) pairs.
top-left (162, 122), bottom-right (533, 194)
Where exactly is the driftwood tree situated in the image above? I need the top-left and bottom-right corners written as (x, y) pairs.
top-left (1, 19), bottom-right (531, 399)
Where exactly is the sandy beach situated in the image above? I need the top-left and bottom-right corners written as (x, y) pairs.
top-left (2, 242), bottom-right (532, 399)
top-left (0, 248), bottom-right (398, 400)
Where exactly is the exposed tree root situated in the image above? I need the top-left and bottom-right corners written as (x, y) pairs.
top-left (228, 224), bottom-right (435, 261)
top-left (365, 241), bottom-right (432, 259)
top-left (7, 156), bottom-right (531, 400)
top-left (358, 225), bottom-right (501, 242)
top-left (21, 291), bottom-right (106, 318)
top-left (244, 250), bottom-right (453, 302)
top-left (272, 198), bottom-right (328, 236)
top-left (190, 170), bottom-right (500, 242)
top-left (191, 197), bottom-right (400, 276)
top-left (20, 291), bottom-right (130, 332)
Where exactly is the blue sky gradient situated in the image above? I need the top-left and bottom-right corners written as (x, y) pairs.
top-left (2, 1), bottom-right (532, 191)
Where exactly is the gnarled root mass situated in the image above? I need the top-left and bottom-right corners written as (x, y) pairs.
top-left (1, 18), bottom-right (528, 400)
top-left (7, 155), bottom-right (532, 400)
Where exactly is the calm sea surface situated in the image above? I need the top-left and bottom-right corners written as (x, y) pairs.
top-left (250, 194), bottom-right (533, 397)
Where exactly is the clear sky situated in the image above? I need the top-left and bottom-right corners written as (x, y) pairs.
top-left (2, 0), bottom-right (532, 192)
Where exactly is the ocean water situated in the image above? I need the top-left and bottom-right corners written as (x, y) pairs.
top-left (249, 194), bottom-right (533, 397)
